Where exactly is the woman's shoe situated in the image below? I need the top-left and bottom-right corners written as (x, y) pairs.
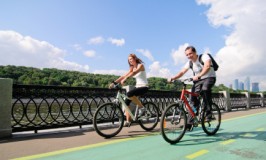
top-left (124, 121), bottom-right (131, 127)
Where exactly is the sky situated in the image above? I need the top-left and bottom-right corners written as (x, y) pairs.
top-left (0, 0), bottom-right (266, 91)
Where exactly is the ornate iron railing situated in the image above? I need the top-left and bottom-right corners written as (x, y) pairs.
top-left (229, 93), bottom-right (248, 109)
top-left (12, 84), bottom-right (252, 133)
top-left (250, 93), bottom-right (263, 108)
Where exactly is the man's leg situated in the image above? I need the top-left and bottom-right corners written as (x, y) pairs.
top-left (201, 77), bottom-right (216, 119)
top-left (191, 81), bottom-right (202, 113)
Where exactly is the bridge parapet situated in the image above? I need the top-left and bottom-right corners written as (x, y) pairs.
top-left (0, 83), bottom-right (264, 137)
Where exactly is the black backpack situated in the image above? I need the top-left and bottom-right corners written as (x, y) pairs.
top-left (189, 53), bottom-right (219, 71)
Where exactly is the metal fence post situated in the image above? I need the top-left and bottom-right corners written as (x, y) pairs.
top-left (242, 92), bottom-right (250, 109)
top-left (0, 78), bottom-right (13, 138)
top-left (220, 91), bottom-right (231, 111)
top-left (257, 93), bottom-right (264, 107)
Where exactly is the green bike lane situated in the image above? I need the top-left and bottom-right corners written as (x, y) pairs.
top-left (13, 111), bottom-right (266, 160)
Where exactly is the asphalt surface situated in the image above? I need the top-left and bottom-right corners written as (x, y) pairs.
top-left (0, 107), bottom-right (266, 160)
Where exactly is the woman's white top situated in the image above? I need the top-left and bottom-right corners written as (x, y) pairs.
top-left (133, 70), bottom-right (148, 88)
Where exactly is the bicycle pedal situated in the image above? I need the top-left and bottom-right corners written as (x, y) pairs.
top-left (138, 116), bottom-right (147, 120)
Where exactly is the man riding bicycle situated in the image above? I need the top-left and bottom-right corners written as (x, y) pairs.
top-left (168, 45), bottom-right (216, 130)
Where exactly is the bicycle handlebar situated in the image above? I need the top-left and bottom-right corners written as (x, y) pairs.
top-left (111, 81), bottom-right (123, 90)
top-left (170, 78), bottom-right (193, 83)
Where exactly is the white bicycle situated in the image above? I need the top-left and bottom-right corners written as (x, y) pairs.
top-left (93, 83), bottom-right (159, 138)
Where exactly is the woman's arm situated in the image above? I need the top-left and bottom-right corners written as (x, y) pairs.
top-left (113, 66), bottom-right (134, 84)
top-left (120, 64), bottom-right (143, 85)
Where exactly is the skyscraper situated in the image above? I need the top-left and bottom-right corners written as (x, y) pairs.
top-left (251, 82), bottom-right (259, 92)
top-left (244, 76), bottom-right (250, 91)
top-left (239, 82), bottom-right (244, 90)
top-left (234, 79), bottom-right (239, 90)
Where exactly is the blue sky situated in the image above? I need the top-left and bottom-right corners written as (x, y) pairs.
top-left (1, 0), bottom-right (266, 91)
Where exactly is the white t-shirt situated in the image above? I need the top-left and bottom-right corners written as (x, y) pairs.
top-left (184, 54), bottom-right (216, 79)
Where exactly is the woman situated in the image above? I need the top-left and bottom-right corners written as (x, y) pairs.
top-left (109, 53), bottom-right (149, 126)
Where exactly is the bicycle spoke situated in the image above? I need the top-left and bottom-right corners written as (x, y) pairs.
top-left (160, 104), bottom-right (187, 144)
top-left (93, 103), bottom-right (124, 138)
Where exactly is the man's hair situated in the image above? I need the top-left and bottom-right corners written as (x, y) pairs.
top-left (185, 46), bottom-right (197, 53)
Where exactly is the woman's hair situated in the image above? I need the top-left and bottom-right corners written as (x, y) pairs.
top-left (128, 53), bottom-right (144, 66)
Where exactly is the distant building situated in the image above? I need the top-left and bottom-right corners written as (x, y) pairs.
top-left (229, 84), bottom-right (233, 89)
top-left (244, 77), bottom-right (250, 91)
top-left (239, 82), bottom-right (244, 90)
top-left (234, 79), bottom-right (239, 90)
top-left (251, 82), bottom-right (259, 92)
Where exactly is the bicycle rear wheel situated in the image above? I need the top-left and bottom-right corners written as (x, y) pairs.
top-left (139, 102), bottom-right (159, 131)
top-left (201, 103), bottom-right (221, 135)
top-left (160, 103), bottom-right (187, 144)
top-left (93, 102), bottom-right (124, 138)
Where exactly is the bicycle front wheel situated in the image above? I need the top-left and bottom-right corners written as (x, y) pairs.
top-left (160, 103), bottom-right (187, 144)
top-left (93, 102), bottom-right (124, 138)
top-left (201, 103), bottom-right (221, 135)
top-left (139, 102), bottom-right (159, 131)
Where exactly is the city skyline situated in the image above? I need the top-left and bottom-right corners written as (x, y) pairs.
top-left (231, 76), bottom-right (260, 92)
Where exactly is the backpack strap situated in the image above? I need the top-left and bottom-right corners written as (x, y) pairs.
top-left (189, 60), bottom-right (193, 69)
top-left (199, 54), bottom-right (204, 65)
top-left (189, 60), bottom-right (196, 76)
top-left (200, 53), bottom-right (215, 68)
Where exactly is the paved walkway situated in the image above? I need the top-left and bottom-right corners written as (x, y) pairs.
top-left (1, 107), bottom-right (266, 160)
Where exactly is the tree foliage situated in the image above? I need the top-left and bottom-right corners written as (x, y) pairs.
top-left (0, 65), bottom-right (237, 92)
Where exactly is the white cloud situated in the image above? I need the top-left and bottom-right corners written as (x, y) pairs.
top-left (171, 43), bottom-right (189, 66)
top-left (108, 38), bottom-right (125, 46)
top-left (148, 61), bottom-right (171, 78)
top-left (0, 30), bottom-right (89, 72)
top-left (197, 0), bottom-right (266, 91)
top-left (84, 50), bottom-right (96, 57)
top-left (136, 49), bottom-right (154, 61)
top-left (88, 36), bottom-right (104, 45)
top-left (72, 44), bottom-right (82, 51)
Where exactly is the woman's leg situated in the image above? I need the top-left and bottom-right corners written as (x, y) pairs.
top-left (126, 87), bottom-right (149, 118)
top-left (124, 99), bottom-right (132, 123)
top-left (129, 96), bottom-right (144, 107)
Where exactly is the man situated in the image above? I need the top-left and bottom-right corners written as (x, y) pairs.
top-left (169, 46), bottom-right (216, 130)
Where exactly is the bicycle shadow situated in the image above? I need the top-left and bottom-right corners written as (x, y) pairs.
top-left (109, 128), bottom-right (160, 140)
top-left (172, 127), bottom-right (266, 146)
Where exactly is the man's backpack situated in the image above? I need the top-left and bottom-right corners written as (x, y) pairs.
top-left (189, 53), bottom-right (219, 71)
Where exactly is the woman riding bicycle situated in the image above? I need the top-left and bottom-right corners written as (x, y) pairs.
top-left (169, 46), bottom-right (216, 129)
top-left (109, 53), bottom-right (149, 126)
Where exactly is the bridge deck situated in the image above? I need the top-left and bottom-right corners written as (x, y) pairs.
top-left (1, 107), bottom-right (266, 160)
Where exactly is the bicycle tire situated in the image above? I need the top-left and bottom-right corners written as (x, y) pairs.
top-left (93, 102), bottom-right (124, 138)
top-left (201, 103), bottom-right (221, 135)
top-left (138, 102), bottom-right (159, 131)
top-left (160, 103), bottom-right (187, 144)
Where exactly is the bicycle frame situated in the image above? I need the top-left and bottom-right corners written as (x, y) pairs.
top-left (115, 90), bottom-right (139, 121)
top-left (180, 89), bottom-right (199, 118)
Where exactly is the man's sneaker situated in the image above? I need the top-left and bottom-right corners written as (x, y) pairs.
top-left (186, 124), bottom-right (193, 131)
top-left (206, 111), bottom-right (215, 122)
top-left (138, 107), bottom-right (147, 117)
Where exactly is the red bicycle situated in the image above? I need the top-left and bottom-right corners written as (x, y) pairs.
top-left (160, 78), bottom-right (221, 144)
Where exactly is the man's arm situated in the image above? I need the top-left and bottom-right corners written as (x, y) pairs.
top-left (170, 67), bottom-right (189, 82)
